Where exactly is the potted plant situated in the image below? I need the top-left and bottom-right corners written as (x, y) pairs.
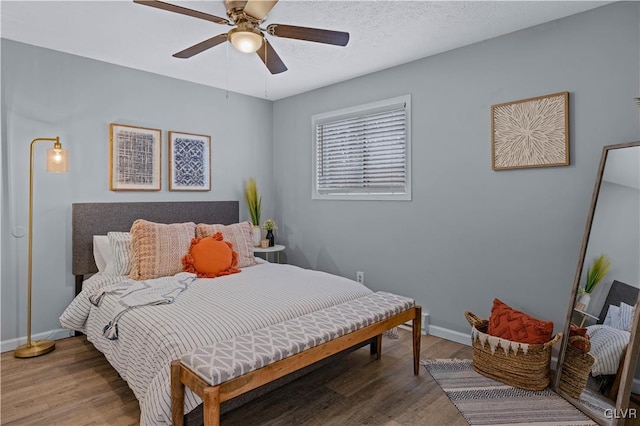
top-left (576, 254), bottom-right (611, 311)
top-left (262, 219), bottom-right (277, 247)
top-left (245, 177), bottom-right (262, 246)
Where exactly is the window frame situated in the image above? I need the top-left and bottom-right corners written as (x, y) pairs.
top-left (311, 95), bottom-right (412, 201)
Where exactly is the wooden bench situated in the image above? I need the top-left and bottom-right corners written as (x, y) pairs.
top-left (171, 292), bottom-right (422, 426)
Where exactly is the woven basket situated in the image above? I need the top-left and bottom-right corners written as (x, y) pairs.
top-left (465, 311), bottom-right (562, 391)
top-left (559, 336), bottom-right (595, 399)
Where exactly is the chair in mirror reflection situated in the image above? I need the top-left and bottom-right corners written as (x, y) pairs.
top-left (555, 142), bottom-right (640, 426)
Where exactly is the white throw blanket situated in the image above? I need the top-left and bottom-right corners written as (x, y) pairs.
top-left (90, 273), bottom-right (196, 340)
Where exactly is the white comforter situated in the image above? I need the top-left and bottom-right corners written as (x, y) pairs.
top-left (60, 262), bottom-right (373, 425)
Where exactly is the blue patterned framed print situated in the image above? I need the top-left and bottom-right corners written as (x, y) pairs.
top-left (169, 131), bottom-right (211, 191)
top-left (110, 123), bottom-right (161, 191)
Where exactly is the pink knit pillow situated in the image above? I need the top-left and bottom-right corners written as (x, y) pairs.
top-left (129, 219), bottom-right (196, 280)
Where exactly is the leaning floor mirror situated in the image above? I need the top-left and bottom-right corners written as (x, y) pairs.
top-left (554, 141), bottom-right (640, 425)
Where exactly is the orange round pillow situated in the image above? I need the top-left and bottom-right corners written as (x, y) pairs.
top-left (182, 233), bottom-right (240, 278)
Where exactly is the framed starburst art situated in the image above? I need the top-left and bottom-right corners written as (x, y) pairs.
top-left (169, 131), bottom-right (211, 191)
top-left (491, 92), bottom-right (569, 171)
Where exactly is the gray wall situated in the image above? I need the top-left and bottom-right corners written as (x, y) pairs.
top-left (1, 39), bottom-right (274, 343)
top-left (272, 3), bottom-right (640, 337)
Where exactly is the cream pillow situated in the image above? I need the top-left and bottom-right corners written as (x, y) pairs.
top-left (603, 304), bottom-right (620, 327)
top-left (93, 235), bottom-right (110, 272)
top-left (104, 232), bottom-right (131, 276)
top-left (129, 220), bottom-right (196, 280)
top-left (612, 302), bottom-right (635, 331)
top-left (195, 221), bottom-right (256, 268)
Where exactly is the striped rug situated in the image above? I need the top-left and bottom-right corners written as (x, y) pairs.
top-left (423, 359), bottom-right (599, 425)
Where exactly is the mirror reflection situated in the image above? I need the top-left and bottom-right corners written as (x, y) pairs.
top-left (556, 143), bottom-right (640, 426)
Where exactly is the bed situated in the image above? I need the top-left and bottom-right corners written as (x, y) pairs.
top-left (62, 201), bottom-right (420, 425)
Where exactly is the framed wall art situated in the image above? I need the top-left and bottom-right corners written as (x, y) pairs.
top-left (110, 123), bottom-right (161, 191)
top-left (491, 92), bottom-right (569, 171)
top-left (169, 131), bottom-right (211, 191)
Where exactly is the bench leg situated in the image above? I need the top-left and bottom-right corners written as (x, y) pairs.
top-left (369, 334), bottom-right (383, 360)
top-left (203, 386), bottom-right (221, 426)
top-left (413, 306), bottom-right (422, 375)
top-left (171, 360), bottom-right (185, 426)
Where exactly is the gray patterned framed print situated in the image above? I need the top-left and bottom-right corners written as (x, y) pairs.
top-left (491, 92), bottom-right (569, 171)
top-left (169, 131), bottom-right (211, 191)
top-left (110, 123), bottom-right (161, 191)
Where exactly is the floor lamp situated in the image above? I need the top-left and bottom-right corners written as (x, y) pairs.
top-left (15, 137), bottom-right (69, 358)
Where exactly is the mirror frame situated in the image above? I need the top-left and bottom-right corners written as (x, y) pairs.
top-left (554, 141), bottom-right (640, 426)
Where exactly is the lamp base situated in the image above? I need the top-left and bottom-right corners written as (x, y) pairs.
top-left (14, 340), bottom-right (56, 358)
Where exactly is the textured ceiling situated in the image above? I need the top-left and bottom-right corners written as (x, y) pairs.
top-left (1, 1), bottom-right (609, 100)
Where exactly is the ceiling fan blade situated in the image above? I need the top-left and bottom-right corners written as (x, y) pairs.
top-left (243, 0), bottom-right (278, 21)
top-left (173, 34), bottom-right (228, 58)
top-left (267, 24), bottom-right (349, 46)
top-left (257, 39), bottom-right (287, 74)
top-left (133, 0), bottom-right (230, 25)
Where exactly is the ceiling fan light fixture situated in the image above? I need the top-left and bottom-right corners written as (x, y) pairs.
top-left (135, 0), bottom-right (351, 75)
top-left (229, 27), bottom-right (263, 54)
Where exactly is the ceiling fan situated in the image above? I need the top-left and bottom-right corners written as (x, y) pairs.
top-left (133, 0), bottom-right (350, 74)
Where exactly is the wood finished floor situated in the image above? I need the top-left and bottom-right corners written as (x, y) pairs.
top-left (3, 331), bottom-right (638, 425)
top-left (1, 330), bottom-right (471, 425)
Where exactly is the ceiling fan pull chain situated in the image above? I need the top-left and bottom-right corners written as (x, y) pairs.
top-left (264, 47), bottom-right (268, 99)
top-left (225, 43), bottom-right (230, 100)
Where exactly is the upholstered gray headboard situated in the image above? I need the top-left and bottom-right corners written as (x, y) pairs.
top-left (72, 201), bottom-right (239, 290)
top-left (597, 280), bottom-right (639, 324)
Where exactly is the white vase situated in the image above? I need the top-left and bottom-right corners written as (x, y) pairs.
top-left (252, 226), bottom-right (262, 247)
top-left (575, 293), bottom-right (591, 312)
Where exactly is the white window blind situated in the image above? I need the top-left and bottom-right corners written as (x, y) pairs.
top-left (312, 95), bottom-right (411, 200)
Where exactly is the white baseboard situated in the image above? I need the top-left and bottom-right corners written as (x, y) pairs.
top-left (398, 312), bottom-right (430, 335)
top-left (428, 325), bottom-right (472, 346)
top-left (1, 329), bottom-right (73, 353)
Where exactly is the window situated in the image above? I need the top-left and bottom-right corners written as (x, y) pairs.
top-left (312, 95), bottom-right (411, 200)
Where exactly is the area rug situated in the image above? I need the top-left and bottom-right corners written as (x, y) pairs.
top-left (423, 359), bottom-right (601, 425)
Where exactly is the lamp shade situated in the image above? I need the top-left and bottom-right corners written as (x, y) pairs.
top-left (46, 145), bottom-right (68, 173)
top-left (229, 28), bottom-right (263, 53)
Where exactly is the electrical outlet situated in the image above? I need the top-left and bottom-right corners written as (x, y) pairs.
top-left (356, 271), bottom-right (364, 284)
